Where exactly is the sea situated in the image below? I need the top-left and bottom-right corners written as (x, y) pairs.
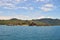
top-left (0, 25), bottom-right (60, 40)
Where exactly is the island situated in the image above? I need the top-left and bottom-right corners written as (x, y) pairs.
top-left (0, 18), bottom-right (60, 26)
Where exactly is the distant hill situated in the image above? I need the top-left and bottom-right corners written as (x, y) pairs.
top-left (0, 18), bottom-right (60, 26)
top-left (32, 18), bottom-right (60, 26)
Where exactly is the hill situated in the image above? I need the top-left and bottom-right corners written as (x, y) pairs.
top-left (0, 18), bottom-right (60, 26)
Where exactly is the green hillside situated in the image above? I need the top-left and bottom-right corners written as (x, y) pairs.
top-left (0, 18), bottom-right (60, 26)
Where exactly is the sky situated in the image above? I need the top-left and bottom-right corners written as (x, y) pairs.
top-left (0, 0), bottom-right (60, 20)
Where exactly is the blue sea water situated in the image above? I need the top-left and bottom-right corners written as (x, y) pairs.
top-left (0, 25), bottom-right (60, 40)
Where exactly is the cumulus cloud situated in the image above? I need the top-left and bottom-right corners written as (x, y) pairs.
top-left (0, 0), bottom-right (27, 9)
top-left (40, 4), bottom-right (54, 12)
top-left (0, 0), bottom-right (34, 10)
top-left (0, 0), bottom-right (16, 9)
top-left (0, 0), bottom-right (54, 11)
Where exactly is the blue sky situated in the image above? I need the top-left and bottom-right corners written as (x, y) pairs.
top-left (0, 0), bottom-right (60, 20)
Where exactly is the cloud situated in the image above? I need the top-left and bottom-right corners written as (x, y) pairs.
top-left (0, 0), bottom-right (27, 9)
top-left (44, 4), bottom-right (54, 7)
top-left (24, 0), bottom-right (27, 1)
top-left (28, 7), bottom-right (34, 10)
top-left (0, 16), bottom-right (12, 20)
top-left (0, 15), bottom-right (32, 20)
top-left (3, 3), bottom-right (17, 9)
top-left (0, 0), bottom-right (16, 9)
top-left (0, 0), bottom-right (27, 6)
top-left (16, 0), bottom-right (21, 2)
top-left (0, 0), bottom-right (34, 10)
top-left (16, 6), bottom-right (34, 10)
top-left (36, 0), bottom-right (45, 2)
top-left (40, 4), bottom-right (54, 12)
top-left (0, 15), bottom-right (54, 20)
top-left (18, 7), bottom-right (28, 10)
top-left (37, 16), bottom-right (54, 19)
top-left (0, 0), bottom-right (56, 11)
top-left (35, 0), bottom-right (50, 2)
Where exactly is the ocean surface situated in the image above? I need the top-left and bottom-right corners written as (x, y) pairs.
top-left (0, 25), bottom-right (60, 40)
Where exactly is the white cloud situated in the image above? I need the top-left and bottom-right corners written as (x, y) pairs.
top-left (0, 0), bottom-right (16, 9)
top-left (44, 4), bottom-right (54, 7)
top-left (37, 16), bottom-right (53, 19)
top-left (24, 0), bottom-right (27, 1)
top-left (0, 0), bottom-right (28, 9)
top-left (16, 0), bottom-right (21, 2)
top-left (18, 7), bottom-right (28, 9)
top-left (0, 0), bottom-right (34, 10)
top-left (35, 0), bottom-right (49, 2)
top-left (16, 6), bottom-right (34, 10)
top-left (0, 16), bottom-right (12, 20)
top-left (0, 15), bottom-right (32, 20)
top-left (41, 7), bottom-right (52, 12)
top-left (40, 4), bottom-right (54, 12)
top-left (14, 15), bottom-right (32, 20)
top-left (29, 7), bottom-right (34, 10)
top-left (0, 0), bottom-right (27, 6)
top-left (36, 0), bottom-right (45, 2)
top-left (0, 14), bottom-right (54, 20)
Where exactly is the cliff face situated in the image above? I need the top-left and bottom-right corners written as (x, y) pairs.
top-left (0, 18), bottom-right (60, 26)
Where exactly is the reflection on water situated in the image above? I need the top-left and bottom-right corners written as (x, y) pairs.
top-left (0, 25), bottom-right (60, 40)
